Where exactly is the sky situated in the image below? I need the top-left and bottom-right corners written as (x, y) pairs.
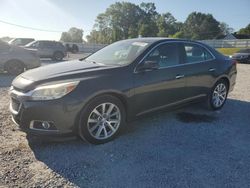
top-left (0, 0), bottom-right (249, 41)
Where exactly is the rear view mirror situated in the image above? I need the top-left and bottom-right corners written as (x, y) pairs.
top-left (137, 60), bottom-right (159, 72)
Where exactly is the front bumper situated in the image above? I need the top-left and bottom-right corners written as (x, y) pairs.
top-left (9, 89), bottom-right (83, 136)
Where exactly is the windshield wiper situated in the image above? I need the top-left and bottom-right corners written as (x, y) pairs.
top-left (79, 54), bottom-right (92, 61)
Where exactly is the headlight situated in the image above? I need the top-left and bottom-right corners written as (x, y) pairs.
top-left (31, 81), bottom-right (79, 100)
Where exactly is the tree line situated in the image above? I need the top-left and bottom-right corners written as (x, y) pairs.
top-left (60, 2), bottom-right (250, 44)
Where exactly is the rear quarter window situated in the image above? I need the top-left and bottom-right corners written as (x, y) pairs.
top-left (183, 43), bottom-right (214, 64)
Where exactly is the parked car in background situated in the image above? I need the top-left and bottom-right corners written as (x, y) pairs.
top-left (0, 40), bottom-right (40, 75)
top-left (8, 38), bottom-right (35, 46)
top-left (10, 38), bottom-right (237, 144)
top-left (231, 48), bottom-right (250, 64)
top-left (25, 40), bottom-right (66, 61)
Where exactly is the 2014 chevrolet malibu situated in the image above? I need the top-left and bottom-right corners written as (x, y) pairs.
top-left (9, 38), bottom-right (237, 144)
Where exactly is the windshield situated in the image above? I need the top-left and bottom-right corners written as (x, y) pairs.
top-left (8, 38), bottom-right (16, 44)
top-left (25, 41), bottom-right (37, 47)
top-left (85, 40), bottom-right (149, 66)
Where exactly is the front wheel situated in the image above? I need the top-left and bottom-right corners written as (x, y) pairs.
top-left (207, 80), bottom-right (229, 110)
top-left (78, 95), bottom-right (126, 144)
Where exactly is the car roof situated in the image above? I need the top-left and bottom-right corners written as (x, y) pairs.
top-left (14, 38), bottom-right (34, 40)
top-left (122, 37), bottom-right (204, 45)
top-left (36, 40), bottom-right (60, 43)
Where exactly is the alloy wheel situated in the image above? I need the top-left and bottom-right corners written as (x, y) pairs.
top-left (212, 83), bottom-right (227, 108)
top-left (87, 102), bottom-right (121, 140)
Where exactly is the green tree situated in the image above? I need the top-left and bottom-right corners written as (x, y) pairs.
top-left (219, 22), bottom-right (234, 35)
top-left (60, 27), bottom-right (83, 43)
top-left (138, 2), bottom-right (158, 37)
top-left (182, 12), bottom-right (221, 40)
top-left (87, 2), bottom-right (160, 43)
top-left (87, 3), bottom-right (232, 43)
top-left (170, 31), bottom-right (185, 38)
top-left (156, 13), bottom-right (181, 37)
top-left (60, 32), bottom-right (72, 42)
top-left (238, 24), bottom-right (250, 35)
top-left (87, 2), bottom-right (143, 43)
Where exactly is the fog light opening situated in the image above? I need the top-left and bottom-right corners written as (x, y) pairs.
top-left (30, 120), bottom-right (58, 131)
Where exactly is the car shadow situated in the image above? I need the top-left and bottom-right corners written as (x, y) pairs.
top-left (27, 98), bottom-right (250, 187)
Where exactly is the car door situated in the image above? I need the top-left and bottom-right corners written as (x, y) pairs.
top-left (132, 42), bottom-right (187, 116)
top-left (43, 42), bottom-right (55, 57)
top-left (28, 41), bottom-right (42, 56)
top-left (180, 42), bottom-right (216, 99)
top-left (37, 41), bottom-right (50, 57)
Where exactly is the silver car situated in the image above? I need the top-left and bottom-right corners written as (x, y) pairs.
top-left (0, 40), bottom-right (40, 75)
top-left (25, 40), bottom-right (66, 61)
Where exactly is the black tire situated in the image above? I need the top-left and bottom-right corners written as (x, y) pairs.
top-left (78, 95), bottom-right (126, 144)
top-left (207, 79), bottom-right (229, 110)
top-left (52, 51), bottom-right (64, 61)
top-left (72, 44), bottom-right (79, 53)
top-left (5, 60), bottom-right (25, 75)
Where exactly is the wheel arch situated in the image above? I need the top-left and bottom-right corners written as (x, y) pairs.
top-left (213, 75), bottom-right (230, 89)
top-left (84, 90), bottom-right (128, 112)
top-left (73, 90), bottom-right (129, 133)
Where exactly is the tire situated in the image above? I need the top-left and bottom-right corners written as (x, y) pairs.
top-left (78, 95), bottom-right (126, 144)
top-left (5, 60), bottom-right (25, 75)
top-left (207, 79), bottom-right (229, 110)
top-left (52, 51), bottom-right (64, 61)
top-left (72, 45), bottom-right (79, 53)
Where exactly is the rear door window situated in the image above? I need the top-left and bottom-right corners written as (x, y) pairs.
top-left (183, 43), bottom-right (213, 64)
top-left (39, 41), bottom-right (54, 48)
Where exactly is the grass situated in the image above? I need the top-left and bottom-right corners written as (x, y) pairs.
top-left (216, 48), bottom-right (242, 56)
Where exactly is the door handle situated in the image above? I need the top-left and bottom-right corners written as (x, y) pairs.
top-left (208, 68), bottom-right (216, 72)
top-left (175, 75), bottom-right (185, 79)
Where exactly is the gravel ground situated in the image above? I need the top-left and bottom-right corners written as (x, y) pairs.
top-left (0, 64), bottom-right (250, 188)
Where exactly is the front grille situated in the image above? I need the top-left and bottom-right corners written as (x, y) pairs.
top-left (11, 98), bottom-right (21, 112)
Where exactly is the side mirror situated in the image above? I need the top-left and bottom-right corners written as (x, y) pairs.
top-left (137, 60), bottom-right (159, 72)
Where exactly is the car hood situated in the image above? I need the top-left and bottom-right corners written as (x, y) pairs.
top-left (12, 60), bottom-right (111, 92)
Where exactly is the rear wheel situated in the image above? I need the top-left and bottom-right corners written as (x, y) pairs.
top-left (72, 44), bottom-right (79, 53)
top-left (52, 51), bottom-right (64, 61)
top-left (207, 79), bottom-right (229, 110)
top-left (78, 95), bottom-right (126, 144)
top-left (5, 60), bottom-right (25, 75)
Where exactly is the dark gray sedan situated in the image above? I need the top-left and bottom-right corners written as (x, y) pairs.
top-left (9, 38), bottom-right (237, 144)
